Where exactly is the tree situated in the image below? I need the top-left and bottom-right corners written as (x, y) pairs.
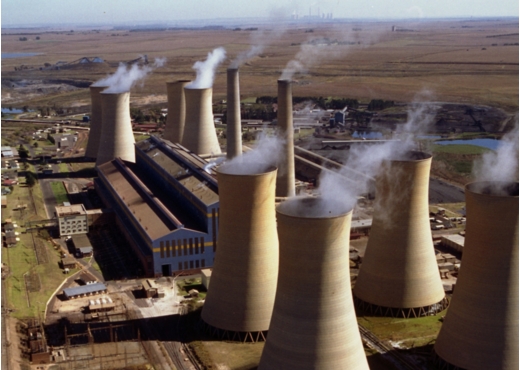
top-left (33, 142), bottom-right (38, 148)
top-left (35, 36), bottom-right (40, 40)
top-left (18, 145), bottom-right (29, 159)
top-left (26, 172), bottom-right (37, 187)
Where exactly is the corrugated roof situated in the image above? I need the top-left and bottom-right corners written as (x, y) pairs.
top-left (72, 234), bottom-right (91, 249)
top-left (63, 282), bottom-right (106, 297)
top-left (97, 160), bottom-right (180, 241)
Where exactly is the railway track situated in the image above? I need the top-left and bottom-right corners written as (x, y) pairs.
top-left (358, 325), bottom-right (423, 370)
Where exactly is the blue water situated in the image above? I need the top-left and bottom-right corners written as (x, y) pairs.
top-left (1, 107), bottom-right (25, 114)
top-left (352, 131), bottom-right (383, 139)
top-left (435, 138), bottom-right (500, 151)
top-left (417, 135), bottom-right (442, 140)
top-left (2, 52), bottom-right (42, 58)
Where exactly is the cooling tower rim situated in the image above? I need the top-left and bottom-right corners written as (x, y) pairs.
top-left (166, 79), bottom-right (192, 84)
top-left (217, 164), bottom-right (277, 176)
top-left (277, 79), bottom-right (292, 84)
top-left (227, 67), bottom-right (239, 71)
top-left (184, 86), bottom-right (212, 91)
top-left (466, 181), bottom-right (519, 197)
top-left (383, 150), bottom-right (431, 163)
top-left (89, 84), bottom-right (109, 89)
top-left (100, 90), bottom-right (130, 95)
top-left (276, 196), bottom-right (353, 219)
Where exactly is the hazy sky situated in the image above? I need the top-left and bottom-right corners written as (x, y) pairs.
top-left (2, 0), bottom-right (518, 27)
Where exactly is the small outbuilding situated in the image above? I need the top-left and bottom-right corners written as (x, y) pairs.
top-left (63, 282), bottom-right (107, 300)
top-left (61, 256), bottom-right (76, 269)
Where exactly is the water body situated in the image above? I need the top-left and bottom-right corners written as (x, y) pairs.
top-left (1, 108), bottom-right (25, 114)
top-left (352, 131), bottom-right (383, 139)
top-left (417, 135), bottom-right (442, 140)
top-left (2, 52), bottom-right (42, 58)
top-left (435, 138), bottom-right (500, 151)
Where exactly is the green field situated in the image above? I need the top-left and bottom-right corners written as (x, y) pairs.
top-left (432, 144), bottom-right (491, 155)
top-left (50, 181), bottom-right (69, 205)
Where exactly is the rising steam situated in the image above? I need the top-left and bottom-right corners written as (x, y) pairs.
top-left (472, 119), bottom-right (519, 188)
top-left (187, 48), bottom-right (227, 89)
top-left (230, 27), bottom-right (286, 68)
top-left (218, 131), bottom-right (285, 175)
top-left (93, 58), bottom-right (166, 93)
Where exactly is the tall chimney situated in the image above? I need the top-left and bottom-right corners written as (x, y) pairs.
top-left (353, 151), bottom-right (447, 317)
top-left (276, 80), bottom-right (295, 197)
top-left (163, 80), bottom-right (190, 144)
top-left (226, 68), bottom-right (242, 159)
top-left (201, 166), bottom-right (278, 342)
top-left (434, 181), bottom-right (518, 370)
top-left (181, 87), bottom-right (222, 156)
top-left (96, 91), bottom-right (135, 166)
top-left (85, 85), bottom-right (107, 159)
top-left (259, 197), bottom-right (369, 370)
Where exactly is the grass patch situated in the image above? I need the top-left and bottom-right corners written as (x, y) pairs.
top-left (432, 144), bottom-right (490, 155)
top-left (134, 134), bottom-right (150, 142)
top-left (176, 277), bottom-right (207, 299)
top-left (50, 181), bottom-right (69, 205)
top-left (358, 308), bottom-right (448, 348)
top-left (196, 341), bottom-right (265, 370)
top-left (58, 163), bottom-right (69, 173)
top-left (241, 96), bottom-right (257, 104)
top-left (2, 233), bottom-right (70, 318)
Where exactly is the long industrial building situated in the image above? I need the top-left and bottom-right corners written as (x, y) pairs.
top-left (95, 136), bottom-right (219, 277)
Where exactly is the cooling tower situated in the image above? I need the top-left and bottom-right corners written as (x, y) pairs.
top-left (353, 151), bottom-right (447, 317)
top-left (201, 166), bottom-right (278, 342)
top-left (95, 91), bottom-right (135, 166)
top-left (275, 80), bottom-right (295, 197)
top-left (181, 87), bottom-right (222, 156)
top-left (163, 80), bottom-right (190, 144)
top-left (85, 85), bottom-right (107, 159)
top-left (226, 68), bottom-right (242, 159)
top-left (259, 197), bottom-right (369, 370)
top-left (434, 181), bottom-right (519, 370)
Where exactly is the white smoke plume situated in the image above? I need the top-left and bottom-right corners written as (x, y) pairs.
top-left (93, 58), bottom-right (166, 93)
top-left (187, 48), bottom-right (227, 89)
top-left (472, 119), bottom-right (519, 189)
top-left (218, 130), bottom-right (285, 175)
top-left (230, 27), bottom-right (286, 68)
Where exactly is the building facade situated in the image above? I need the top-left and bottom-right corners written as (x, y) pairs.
top-left (56, 204), bottom-right (88, 236)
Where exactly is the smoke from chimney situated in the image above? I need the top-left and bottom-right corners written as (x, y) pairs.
top-left (187, 47), bottom-right (226, 89)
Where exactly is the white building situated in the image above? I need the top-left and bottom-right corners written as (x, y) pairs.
top-left (56, 204), bottom-right (88, 236)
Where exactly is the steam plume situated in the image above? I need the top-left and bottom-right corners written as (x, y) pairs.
top-left (219, 131), bottom-right (285, 175)
top-left (93, 58), bottom-right (166, 93)
top-left (187, 48), bottom-right (227, 89)
top-left (230, 27), bottom-right (286, 68)
top-left (472, 119), bottom-right (519, 188)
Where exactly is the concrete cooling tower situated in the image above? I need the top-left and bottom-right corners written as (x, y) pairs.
top-left (275, 80), bottom-right (295, 198)
top-left (434, 181), bottom-right (519, 370)
top-left (85, 85), bottom-right (107, 159)
top-left (226, 68), bottom-right (242, 159)
top-left (163, 80), bottom-right (190, 144)
top-left (201, 166), bottom-right (278, 342)
top-left (353, 151), bottom-right (447, 317)
top-left (259, 197), bottom-right (369, 370)
top-left (181, 87), bottom-right (222, 156)
top-left (96, 91), bottom-right (136, 166)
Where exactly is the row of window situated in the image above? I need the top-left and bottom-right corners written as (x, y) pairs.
top-left (159, 237), bottom-right (206, 258)
top-left (178, 259), bottom-right (206, 270)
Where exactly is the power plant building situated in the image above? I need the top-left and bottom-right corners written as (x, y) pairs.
top-left (95, 136), bottom-right (219, 277)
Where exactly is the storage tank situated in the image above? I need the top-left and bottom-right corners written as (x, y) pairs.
top-left (226, 68), bottom-right (242, 159)
top-left (434, 181), bottom-right (518, 370)
top-left (85, 85), bottom-right (107, 159)
top-left (96, 91), bottom-right (135, 166)
top-left (353, 151), bottom-right (447, 317)
top-left (163, 80), bottom-right (191, 144)
top-left (275, 80), bottom-right (295, 197)
top-left (181, 87), bottom-right (221, 156)
top-left (259, 197), bottom-right (369, 370)
top-left (201, 165), bottom-right (278, 342)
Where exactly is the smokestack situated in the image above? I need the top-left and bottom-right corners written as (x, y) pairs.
top-left (163, 80), bottom-right (191, 144)
top-left (259, 197), bottom-right (369, 370)
top-left (201, 167), bottom-right (278, 341)
top-left (353, 151), bottom-right (447, 317)
top-left (226, 68), bottom-right (242, 159)
top-left (85, 85), bottom-right (107, 159)
top-left (276, 80), bottom-right (295, 197)
top-left (181, 87), bottom-right (222, 156)
top-left (434, 181), bottom-right (519, 370)
top-left (96, 91), bottom-right (136, 166)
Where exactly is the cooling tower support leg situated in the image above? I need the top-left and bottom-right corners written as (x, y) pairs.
top-left (201, 321), bottom-right (267, 343)
top-left (353, 296), bottom-right (449, 318)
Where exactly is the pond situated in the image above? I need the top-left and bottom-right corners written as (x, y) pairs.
top-left (417, 135), bottom-right (442, 140)
top-left (1, 107), bottom-right (26, 114)
top-left (2, 52), bottom-right (42, 59)
top-left (435, 138), bottom-right (500, 151)
top-left (352, 131), bottom-right (383, 139)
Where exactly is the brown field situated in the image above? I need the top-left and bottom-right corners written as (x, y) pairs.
top-left (2, 18), bottom-right (518, 111)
